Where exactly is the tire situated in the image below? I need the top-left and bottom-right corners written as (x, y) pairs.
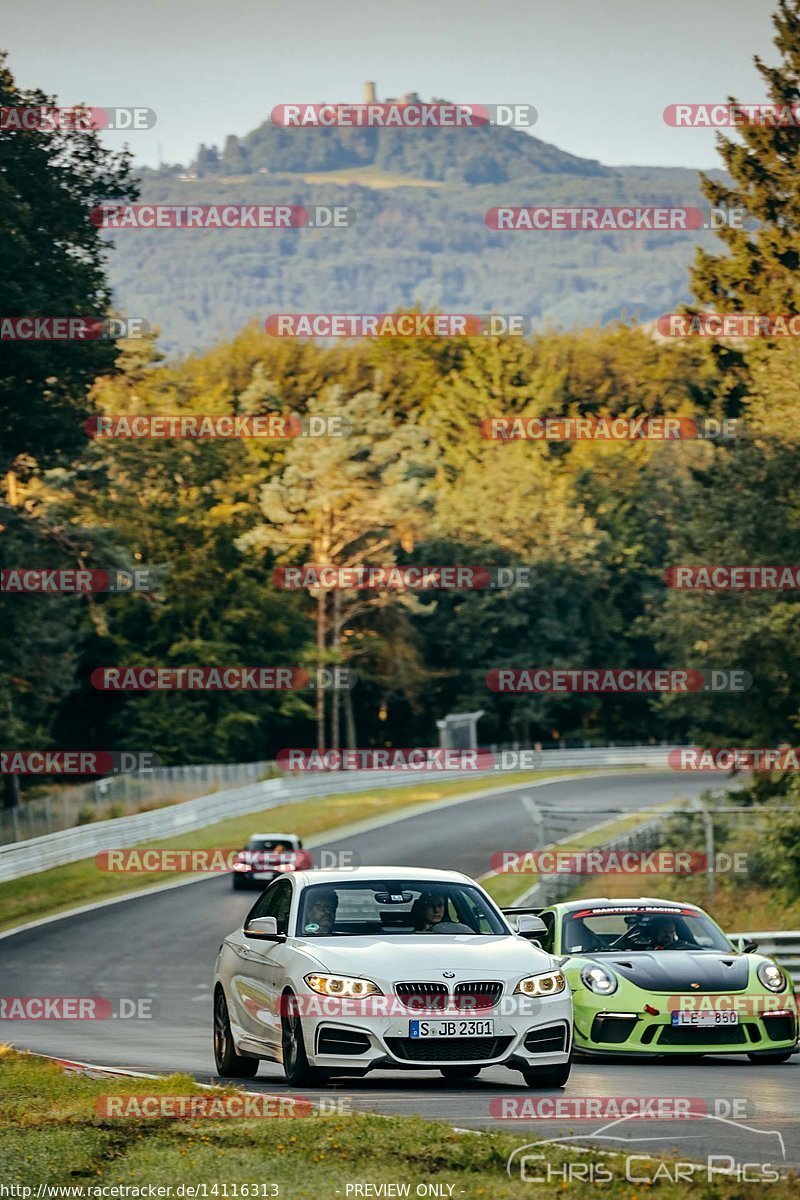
top-left (748, 1051), bottom-right (795, 1064)
top-left (521, 1058), bottom-right (572, 1089)
top-left (213, 989), bottom-right (259, 1078)
top-left (281, 991), bottom-right (325, 1086)
top-left (232, 873), bottom-right (247, 890)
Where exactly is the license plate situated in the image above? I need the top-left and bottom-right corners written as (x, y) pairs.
top-left (670, 1010), bottom-right (739, 1026)
top-left (409, 1019), bottom-right (494, 1038)
top-left (252, 871), bottom-right (276, 881)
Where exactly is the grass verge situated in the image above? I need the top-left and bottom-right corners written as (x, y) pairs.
top-left (0, 769), bottom-right (625, 934)
top-left (1, 1048), bottom-right (796, 1197)
top-left (567, 856), bottom-right (800, 930)
top-left (480, 809), bottom-right (665, 908)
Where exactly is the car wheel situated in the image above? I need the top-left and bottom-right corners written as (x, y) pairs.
top-left (213, 989), bottom-right (259, 1078)
top-left (440, 1066), bottom-right (481, 1080)
top-left (281, 991), bottom-right (325, 1086)
top-left (232, 873), bottom-right (246, 890)
top-left (521, 1058), bottom-right (572, 1089)
top-left (747, 1051), bottom-right (795, 1064)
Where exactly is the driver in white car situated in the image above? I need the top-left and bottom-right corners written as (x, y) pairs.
top-left (303, 888), bottom-right (338, 935)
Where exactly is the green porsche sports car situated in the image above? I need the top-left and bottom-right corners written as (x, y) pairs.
top-left (509, 897), bottom-right (798, 1062)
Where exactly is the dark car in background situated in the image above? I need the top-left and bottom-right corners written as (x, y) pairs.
top-left (231, 833), bottom-right (311, 890)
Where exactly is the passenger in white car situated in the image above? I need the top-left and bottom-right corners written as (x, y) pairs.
top-left (413, 890), bottom-right (474, 934)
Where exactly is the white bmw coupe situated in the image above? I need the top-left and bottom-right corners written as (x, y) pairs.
top-left (213, 866), bottom-right (573, 1087)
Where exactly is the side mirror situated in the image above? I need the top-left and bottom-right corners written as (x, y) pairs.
top-left (244, 916), bottom-right (282, 940)
top-left (729, 935), bottom-right (757, 954)
top-left (517, 915), bottom-right (548, 939)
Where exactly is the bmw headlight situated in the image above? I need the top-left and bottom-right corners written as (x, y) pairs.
top-left (304, 973), bottom-right (382, 998)
top-left (757, 962), bottom-right (787, 993)
top-left (514, 971), bottom-right (566, 997)
top-left (581, 964), bottom-right (618, 995)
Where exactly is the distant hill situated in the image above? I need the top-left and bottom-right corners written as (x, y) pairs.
top-left (107, 101), bottom-right (724, 358)
top-left (201, 117), bottom-right (612, 185)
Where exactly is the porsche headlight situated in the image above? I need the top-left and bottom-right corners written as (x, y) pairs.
top-left (304, 973), bottom-right (382, 998)
top-left (514, 971), bottom-right (566, 997)
top-left (757, 962), bottom-right (787, 993)
top-left (580, 964), bottom-right (618, 995)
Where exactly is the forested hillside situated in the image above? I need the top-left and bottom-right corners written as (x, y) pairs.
top-left (107, 118), bottom-right (725, 356)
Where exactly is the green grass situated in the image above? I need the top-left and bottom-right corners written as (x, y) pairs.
top-left (480, 809), bottom-right (665, 907)
top-left (567, 836), bottom-right (800, 931)
top-left (299, 165), bottom-right (444, 188)
top-left (1, 1048), bottom-right (796, 1197)
top-left (1, 769), bottom-right (618, 934)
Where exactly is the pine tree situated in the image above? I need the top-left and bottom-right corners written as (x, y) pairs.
top-left (692, 0), bottom-right (800, 313)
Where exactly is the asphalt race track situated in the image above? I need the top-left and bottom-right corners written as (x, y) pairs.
top-left (2, 769), bottom-right (798, 1170)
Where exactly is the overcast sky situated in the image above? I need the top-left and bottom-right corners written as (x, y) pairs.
top-left (3, 0), bottom-right (779, 170)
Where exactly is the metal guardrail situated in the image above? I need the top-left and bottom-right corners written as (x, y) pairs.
top-left (512, 812), bottom-right (672, 908)
top-left (0, 745), bottom-right (680, 883)
top-left (730, 932), bottom-right (800, 987)
top-left (0, 760), bottom-right (276, 844)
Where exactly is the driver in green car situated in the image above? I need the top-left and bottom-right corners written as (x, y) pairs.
top-left (649, 915), bottom-right (679, 949)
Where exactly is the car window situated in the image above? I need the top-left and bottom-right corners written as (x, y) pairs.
top-left (563, 907), bottom-right (731, 952)
top-left (295, 880), bottom-right (508, 938)
top-left (246, 877), bottom-right (293, 934)
top-left (460, 892), bottom-right (499, 934)
top-left (538, 910), bottom-right (556, 953)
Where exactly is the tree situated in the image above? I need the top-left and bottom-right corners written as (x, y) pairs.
top-left (0, 51), bottom-right (138, 477)
top-left (238, 387), bottom-right (434, 749)
top-left (692, 1), bottom-right (800, 317)
top-left (0, 51), bottom-right (137, 807)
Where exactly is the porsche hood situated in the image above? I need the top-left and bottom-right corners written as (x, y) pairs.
top-left (581, 950), bottom-right (751, 993)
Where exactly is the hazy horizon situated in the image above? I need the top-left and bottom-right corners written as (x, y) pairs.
top-left (2, 0), bottom-right (779, 173)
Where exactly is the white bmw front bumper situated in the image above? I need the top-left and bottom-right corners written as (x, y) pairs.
top-left (300, 988), bottom-right (573, 1073)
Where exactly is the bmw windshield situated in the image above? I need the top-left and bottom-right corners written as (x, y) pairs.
top-left (296, 880), bottom-right (508, 938)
